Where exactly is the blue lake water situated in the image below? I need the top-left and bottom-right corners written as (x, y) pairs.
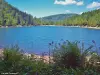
top-left (0, 26), bottom-right (100, 54)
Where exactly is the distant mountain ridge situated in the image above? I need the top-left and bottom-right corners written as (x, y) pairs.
top-left (0, 0), bottom-right (36, 26)
top-left (42, 14), bottom-right (78, 22)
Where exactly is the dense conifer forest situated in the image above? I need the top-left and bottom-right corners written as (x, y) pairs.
top-left (0, 0), bottom-right (36, 26)
top-left (61, 9), bottom-right (100, 26)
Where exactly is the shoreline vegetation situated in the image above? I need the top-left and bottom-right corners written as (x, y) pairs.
top-left (0, 41), bottom-right (100, 74)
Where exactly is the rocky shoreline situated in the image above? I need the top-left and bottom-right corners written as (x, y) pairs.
top-left (0, 48), bottom-right (52, 63)
top-left (0, 25), bottom-right (100, 29)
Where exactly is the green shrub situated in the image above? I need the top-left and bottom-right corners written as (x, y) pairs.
top-left (52, 41), bottom-right (93, 69)
top-left (0, 46), bottom-right (34, 74)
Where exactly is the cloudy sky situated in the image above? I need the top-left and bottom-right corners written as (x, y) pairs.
top-left (6, 0), bottom-right (100, 17)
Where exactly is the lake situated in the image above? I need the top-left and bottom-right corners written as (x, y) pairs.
top-left (0, 26), bottom-right (100, 54)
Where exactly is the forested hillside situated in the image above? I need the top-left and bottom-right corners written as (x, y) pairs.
top-left (0, 0), bottom-right (37, 26)
top-left (40, 9), bottom-right (100, 26)
top-left (42, 14), bottom-right (78, 22)
top-left (61, 9), bottom-right (100, 26)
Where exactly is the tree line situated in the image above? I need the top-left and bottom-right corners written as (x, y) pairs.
top-left (40, 9), bottom-right (100, 27)
top-left (62, 9), bottom-right (100, 27)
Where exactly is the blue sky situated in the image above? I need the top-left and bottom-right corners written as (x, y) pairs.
top-left (6, 0), bottom-right (100, 18)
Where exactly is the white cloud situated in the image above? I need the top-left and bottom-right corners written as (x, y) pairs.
top-left (76, 1), bottom-right (83, 6)
top-left (87, 2), bottom-right (100, 8)
top-left (65, 10), bottom-right (71, 13)
top-left (54, 0), bottom-right (83, 6)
